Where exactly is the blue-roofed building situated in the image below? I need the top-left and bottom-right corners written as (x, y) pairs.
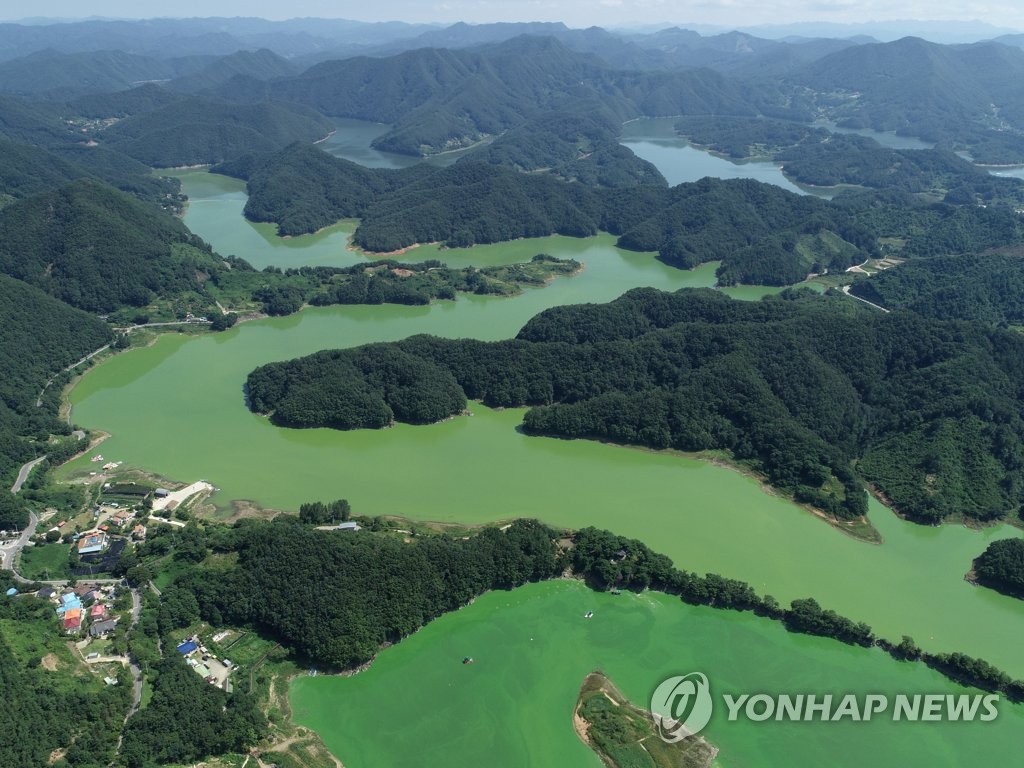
top-left (176, 640), bottom-right (198, 655)
top-left (5, 587), bottom-right (16, 596)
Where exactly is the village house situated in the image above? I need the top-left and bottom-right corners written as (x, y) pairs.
top-left (77, 530), bottom-right (109, 555)
top-left (90, 618), bottom-right (119, 638)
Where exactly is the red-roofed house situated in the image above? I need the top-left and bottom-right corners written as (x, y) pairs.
top-left (63, 608), bottom-right (82, 633)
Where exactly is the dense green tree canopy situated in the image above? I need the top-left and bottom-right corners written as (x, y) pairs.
top-left (178, 518), bottom-right (561, 668)
top-left (101, 97), bottom-right (334, 167)
top-left (850, 251), bottom-right (1024, 324)
top-left (0, 273), bottom-right (111, 488)
top-left (0, 179), bottom-right (219, 312)
top-left (120, 657), bottom-right (266, 767)
top-left (973, 539), bottom-right (1024, 599)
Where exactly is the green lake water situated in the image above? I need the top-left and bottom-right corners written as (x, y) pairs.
top-left (620, 118), bottom-right (812, 195)
top-left (64, 156), bottom-right (1024, 764)
top-left (67, 169), bottom-right (1024, 680)
top-left (291, 580), bottom-right (1024, 768)
top-left (162, 169), bottom-right (359, 270)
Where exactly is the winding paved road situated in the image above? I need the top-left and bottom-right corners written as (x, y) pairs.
top-left (36, 342), bottom-right (112, 406)
top-left (10, 456), bottom-right (46, 494)
top-left (0, 511), bottom-right (38, 577)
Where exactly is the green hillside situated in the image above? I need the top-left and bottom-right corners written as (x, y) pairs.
top-left (101, 97), bottom-right (334, 166)
top-left (166, 48), bottom-right (297, 93)
top-left (0, 94), bottom-right (71, 147)
top-left (70, 82), bottom-right (185, 118)
top-left (0, 179), bottom-right (218, 312)
top-left (850, 250), bottom-right (1024, 323)
top-left (0, 138), bottom-right (179, 211)
top-left (0, 49), bottom-right (208, 100)
top-left (462, 108), bottom-right (667, 187)
top-left (240, 141), bottom-right (416, 235)
top-left (0, 137), bottom-right (86, 205)
top-left (790, 37), bottom-right (1024, 162)
top-left (0, 273), bottom-right (111, 494)
top-left (218, 36), bottom-right (777, 156)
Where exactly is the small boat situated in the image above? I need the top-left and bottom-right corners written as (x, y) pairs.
top-left (610, 588), bottom-right (622, 595)
top-left (462, 657), bottom-right (474, 665)
top-left (584, 611), bottom-right (594, 619)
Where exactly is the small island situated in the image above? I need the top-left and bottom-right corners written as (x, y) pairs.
top-left (574, 671), bottom-right (719, 768)
top-left (220, 253), bottom-right (582, 316)
top-left (969, 538), bottom-right (1024, 600)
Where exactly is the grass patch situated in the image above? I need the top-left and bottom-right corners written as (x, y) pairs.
top-left (18, 542), bottom-right (73, 581)
top-left (0, 616), bottom-right (73, 668)
top-left (220, 631), bottom-right (278, 670)
top-left (151, 557), bottom-right (190, 590)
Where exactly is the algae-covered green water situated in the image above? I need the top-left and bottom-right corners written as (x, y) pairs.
top-left (67, 170), bottom-right (1024, 680)
top-left (291, 580), bottom-right (1024, 768)
top-left (162, 169), bottom-right (359, 270)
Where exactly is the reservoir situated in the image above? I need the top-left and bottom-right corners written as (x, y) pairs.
top-left (66, 167), bottom-right (1024, 681)
top-left (620, 117), bottom-right (813, 194)
top-left (291, 580), bottom-right (1024, 768)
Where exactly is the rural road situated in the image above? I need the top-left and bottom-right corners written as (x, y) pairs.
top-left (148, 515), bottom-right (186, 528)
top-left (841, 285), bottom-right (890, 313)
top-left (10, 456), bottom-right (46, 494)
top-left (5, 446), bottom-right (146, 746)
top-left (36, 342), bottom-right (112, 406)
top-left (0, 511), bottom-right (38, 577)
top-left (125, 587), bottom-right (144, 719)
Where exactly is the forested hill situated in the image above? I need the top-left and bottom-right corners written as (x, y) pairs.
top-left (214, 36), bottom-right (785, 156)
top-left (0, 94), bottom-right (72, 147)
top-left (164, 48), bottom-right (298, 94)
top-left (0, 137), bottom-right (89, 204)
top-left (247, 288), bottom-right (1024, 524)
top-left (176, 518), bottom-right (561, 668)
top-left (234, 141), bottom-right (426, 235)
top-left (69, 83), bottom-right (185, 119)
top-left (788, 37), bottom-right (1024, 163)
top-left (0, 49), bottom-right (209, 100)
top-left (0, 273), bottom-right (111, 502)
top-left (0, 179), bottom-right (220, 312)
top-left (0, 137), bottom-right (180, 210)
top-left (673, 116), bottom-right (1024, 207)
top-left (236, 142), bottom-right (1024, 285)
top-left (849, 251), bottom-right (1024, 323)
top-left (98, 97), bottom-right (334, 166)
top-left (458, 109), bottom-right (667, 187)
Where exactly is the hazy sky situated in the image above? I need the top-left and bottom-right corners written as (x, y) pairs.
top-left (8, 1), bottom-right (1024, 30)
